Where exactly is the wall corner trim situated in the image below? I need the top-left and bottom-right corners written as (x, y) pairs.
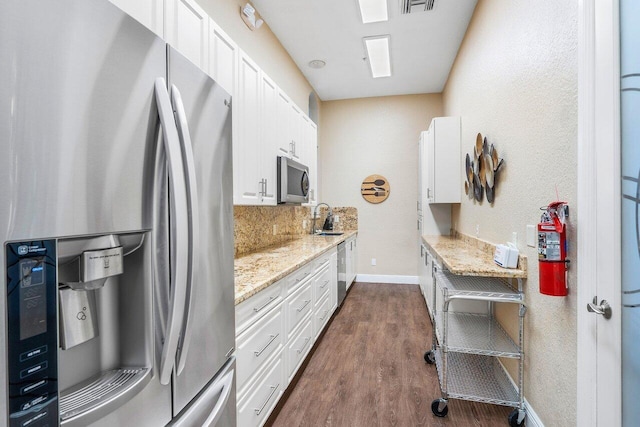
top-left (355, 274), bottom-right (419, 285)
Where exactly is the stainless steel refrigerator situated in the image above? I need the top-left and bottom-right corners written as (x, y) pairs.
top-left (0, 0), bottom-right (236, 426)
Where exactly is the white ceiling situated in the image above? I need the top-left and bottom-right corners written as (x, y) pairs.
top-left (251, 0), bottom-right (478, 101)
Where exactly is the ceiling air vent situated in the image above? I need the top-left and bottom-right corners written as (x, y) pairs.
top-left (400, 0), bottom-right (436, 14)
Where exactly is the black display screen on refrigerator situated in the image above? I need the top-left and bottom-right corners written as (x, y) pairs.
top-left (6, 241), bottom-right (58, 427)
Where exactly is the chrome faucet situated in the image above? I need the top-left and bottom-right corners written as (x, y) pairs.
top-left (311, 203), bottom-right (333, 234)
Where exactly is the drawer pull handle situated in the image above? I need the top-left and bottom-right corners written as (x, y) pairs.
top-left (320, 310), bottom-right (329, 321)
top-left (320, 280), bottom-right (329, 289)
top-left (296, 272), bottom-right (310, 282)
top-left (253, 296), bottom-right (276, 313)
top-left (254, 333), bottom-right (280, 357)
top-left (296, 337), bottom-right (311, 354)
top-left (254, 383), bottom-right (280, 416)
top-left (296, 300), bottom-right (311, 312)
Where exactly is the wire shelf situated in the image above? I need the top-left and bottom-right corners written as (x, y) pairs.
top-left (434, 349), bottom-right (519, 407)
top-left (434, 312), bottom-right (521, 358)
top-left (435, 269), bottom-right (523, 303)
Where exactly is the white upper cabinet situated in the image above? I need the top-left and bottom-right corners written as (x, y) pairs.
top-left (109, 0), bottom-right (164, 36)
top-left (165, 0), bottom-right (209, 71)
top-left (426, 116), bottom-right (461, 204)
top-left (260, 72), bottom-right (278, 205)
top-left (234, 51), bottom-right (263, 205)
top-left (275, 90), bottom-right (293, 159)
top-left (306, 121), bottom-right (318, 206)
top-left (234, 51), bottom-right (280, 205)
top-left (208, 20), bottom-right (237, 96)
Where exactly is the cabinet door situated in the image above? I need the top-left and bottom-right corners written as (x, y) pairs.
top-left (109, 0), bottom-right (163, 36)
top-left (234, 51), bottom-right (263, 205)
top-left (427, 116), bottom-right (461, 204)
top-left (289, 104), bottom-right (303, 162)
top-left (208, 20), bottom-right (237, 96)
top-left (165, 0), bottom-right (209, 71)
top-left (275, 90), bottom-right (292, 158)
top-left (260, 72), bottom-right (278, 205)
top-left (425, 126), bottom-right (436, 204)
top-left (306, 121), bottom-right (318, 206)
top-left (345, 238), bottom-right (354, 290)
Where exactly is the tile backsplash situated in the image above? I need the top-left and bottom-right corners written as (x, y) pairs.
top-left (234, 205), bottom-right (358, 257)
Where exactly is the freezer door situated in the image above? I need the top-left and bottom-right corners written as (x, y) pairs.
top-left (167, 47), bottom-right (236, 416)
top-left (169, 358), bottom-right (236, 427)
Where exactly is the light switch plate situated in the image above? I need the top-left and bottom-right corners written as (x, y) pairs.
top-left (526, 225), bottom-right (536, 247)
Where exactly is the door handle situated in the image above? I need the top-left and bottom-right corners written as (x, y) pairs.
top-left (587, 297), bottom-right (612, 319)
top-left (171, 84), bottom-right (200, 376)
top-left (154, 78), bottom-right (189, 386)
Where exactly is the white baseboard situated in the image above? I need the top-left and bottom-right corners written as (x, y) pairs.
top-left (524, 400), bottom-right (544, 427)
top-left (355, 274), bottom-right (419, 285)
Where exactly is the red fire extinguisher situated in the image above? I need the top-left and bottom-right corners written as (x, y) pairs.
top-left (538, 201), bottom-right (569, 296)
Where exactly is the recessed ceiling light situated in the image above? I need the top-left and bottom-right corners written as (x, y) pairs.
top-left (363, 35), bottom-right (391, 78)
top-left (356, 0), bottom-right (388, 24)
top-left (308, 60), bottom-right (326, 69)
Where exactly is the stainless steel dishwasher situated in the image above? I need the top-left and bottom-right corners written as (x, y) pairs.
top-left (337, 242), bottom-right (347, 306)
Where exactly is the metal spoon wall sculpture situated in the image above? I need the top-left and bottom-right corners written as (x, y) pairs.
top-left (464, 133), bottom-right (504, 204)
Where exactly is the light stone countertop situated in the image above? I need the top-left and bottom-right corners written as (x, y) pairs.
top-left (422, 234), bottom-right (527, 279)
top-left (234, 230), bottom-right (358, 305)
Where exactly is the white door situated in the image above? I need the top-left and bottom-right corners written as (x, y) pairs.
top-left (165, 0), bottom-right (209, 71)
top-left (234, 51), bottom-right (263, 204)
top-left (578, 0), bottom-right (640, 425)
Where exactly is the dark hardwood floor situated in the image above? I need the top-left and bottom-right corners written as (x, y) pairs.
top-left (271, 282), bottom-right (512, 427)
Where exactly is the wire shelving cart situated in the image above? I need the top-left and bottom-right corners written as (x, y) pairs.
top-left (424, 266), bottom-right (527, 427)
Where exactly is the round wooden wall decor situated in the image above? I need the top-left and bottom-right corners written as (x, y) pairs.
top-left (361, 174), bottom-right (390, 204)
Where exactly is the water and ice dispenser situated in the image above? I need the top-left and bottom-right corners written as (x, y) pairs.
top-left (5, 232), bottom-right (153, 427)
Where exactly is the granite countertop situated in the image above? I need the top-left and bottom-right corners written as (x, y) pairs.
top-left (422, 234), bottom-right (527, 279)
top-left (234, 230), bottom-right (357, 305)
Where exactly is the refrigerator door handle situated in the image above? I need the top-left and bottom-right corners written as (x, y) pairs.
top-left (170, 84), bottom-right (200, 375)
top-left (169, 367), bottom-right (235, 427)
top-left (154, 78), bottom-right (190, 385)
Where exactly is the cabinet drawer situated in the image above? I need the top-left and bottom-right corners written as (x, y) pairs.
top-left (313, 293), bottom-right (332, 340)
top-left (236, 304), bottom-right (284, 392)
top-left (286, 263), bottom-right (314, 295)
top-left (285, 281), bottom-right (313, 339)
top-left (312, 264), bottom-right (331, 306)
top-left (237, 351), bottom-right (284, 427)
top-left (313, 250), bottom-right (333, 270)
top-left (236, 279), bottom-right (284, 335)
top-left (286, 317), bottom-right (313, 383)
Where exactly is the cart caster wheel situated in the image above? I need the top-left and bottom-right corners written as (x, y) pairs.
top-left (424, 351), bottom-right (435, 365)
top-left (431, 399), bottom-right (448, 417)
top-left (508, 409), bottom-right (525, 427)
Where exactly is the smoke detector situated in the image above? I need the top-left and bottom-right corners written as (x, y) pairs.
top-left (400, 0), bottom-right (436, 14)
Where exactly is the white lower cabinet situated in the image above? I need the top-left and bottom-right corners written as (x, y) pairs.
top-left (236, 247), bottom-right (338, 426)
top-left (345, 236), bottom-right (357, 290)
top-left (236, 304), bottom-right (284, 391)
top-left (313, 293), bottom-right (331, 341)
top-left (285, 280), bottom-right (313, 340)
top-left (237, 351), bottom-right (284, 427)
top-left (285, 317), bottom-right (313, 383)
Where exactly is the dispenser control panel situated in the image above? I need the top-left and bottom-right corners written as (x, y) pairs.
top-left (6, 240), bottom-right (58, 427)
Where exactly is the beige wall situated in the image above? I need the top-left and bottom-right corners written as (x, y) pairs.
top-left (442, 1), bottom-right (578, 425)
top-left (197, 0), bottom-right (314, 114)
top-left (319, 94), bottom-right (443, 276)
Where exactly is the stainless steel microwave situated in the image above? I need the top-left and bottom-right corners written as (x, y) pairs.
top-left (277, 156), bottom-right (310, 204)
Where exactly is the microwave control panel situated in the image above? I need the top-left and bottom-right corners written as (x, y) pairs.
top-left (5, 240), bottom-right (58, 427)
